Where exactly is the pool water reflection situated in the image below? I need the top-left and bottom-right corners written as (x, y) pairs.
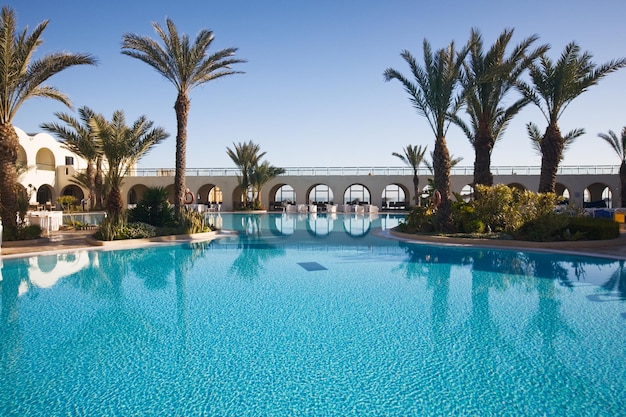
top-left (1, 213), bottom-right (626, 415)
top-left (206, 212), bottom-right (404, 239)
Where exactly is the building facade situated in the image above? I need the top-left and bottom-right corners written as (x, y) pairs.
top-left (16, 127), bottom-right (621, 211)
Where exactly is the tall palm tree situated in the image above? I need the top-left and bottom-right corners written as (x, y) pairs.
top-left (91, 111), bottom-right (168, 225)
top-left (250, 161), bottom-right (285, 208)
top-left (527, 122), bottom-right (581, 162)
top-left (598, 127), bottom-right (626, 207)
top-left (226, 141), bottom-right (265, 206)
top-left (41, 106), bottom-right (104, 210)
top-left (392, 144), bottom-right (427, 206)
top-left (454, 28), bottom-right (547, 187)
top-left (121, 18), bottom-right (245, 218)
top-left (521, 42), bottom-right (626, 193)
top-left (384, 39), bottom-right (469, 230)
top-left (0, 6), bottom-right (95, 238)
top-left (424, 151), bottom-right (464, 202)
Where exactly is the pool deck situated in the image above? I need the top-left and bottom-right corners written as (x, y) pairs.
top-left (2, 228), bottom-right (626, 260)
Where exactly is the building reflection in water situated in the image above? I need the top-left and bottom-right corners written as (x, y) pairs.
top-left (264, 212), bottom-right (402, 238)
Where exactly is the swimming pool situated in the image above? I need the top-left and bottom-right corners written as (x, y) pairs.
top-left (1, 213), bottom-right (625, 415)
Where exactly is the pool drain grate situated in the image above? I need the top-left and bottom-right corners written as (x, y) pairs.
top-left (298, 262), bottom-right (328, 271)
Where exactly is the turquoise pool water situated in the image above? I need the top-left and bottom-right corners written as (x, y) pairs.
top-left (1, 213), bottom-right (625, 416)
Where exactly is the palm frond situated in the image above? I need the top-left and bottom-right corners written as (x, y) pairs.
top-left (0, 6), bottom-right (96, 123)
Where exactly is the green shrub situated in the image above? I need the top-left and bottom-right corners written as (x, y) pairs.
top-left (472, 184), bottom-right (557, 233)
top-left (94, 218), bottom-right (157, 241)
top-left (177, 207), bottom-right (211, 234)
top-left (127, 187), bottom-right (174, 227)
top-left (514, 213), bottom-right (619, 241)
top-left (568, 217), bottom-right (619, 240)
top-left (3, 224), bottom-right (43, 241)
top-left (514, 212), bottom-right (573, 241)
top-left (396, 206), bottom-right (437, 233)
top-left (56, 195), bottom-right (78, 212)
top-left (116, 222), bottom-right (157, 240)
top-left (471, 184), bottom-right (514, 232)
top-left (451, 199), bottom-right (484, 233)
top-left (19, 225), bottom-right (42, 240)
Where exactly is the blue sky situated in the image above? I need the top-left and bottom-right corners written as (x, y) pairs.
top-left (11, 0), bottom-right (626, 169)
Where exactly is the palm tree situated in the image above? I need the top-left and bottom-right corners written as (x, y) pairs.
top-left (392, 145), bottom-right (427, 206)
top-left (598, 127), bottom-right (626, 207)
top-left (455, 28), bottom-right (547, 187)
top-left (41, 107), bottom-right (104, 210)
top-left (521, 42), bottom-right (626, 193)
top-left (527, 122), bottom-right (580, 162)
top-left (226, 141), bottom-right (265, 207)
top-left (250, 161), bottom-right (285, 208)
top-left (91, 111), bottom-right (168, 225)
top-left (0, 6), bottom-right (95, 238)
top-left (384, 39), bottom-right (469, 230)
top-left (424, 151), bottom-right (464, 202)
top-left (122, 18), bottom-right (245, 218)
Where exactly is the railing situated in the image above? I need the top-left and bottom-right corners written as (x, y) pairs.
top-left (125, 165), bottom-right (620, 177)
top-left (36, 162), bottom-right (56, 171)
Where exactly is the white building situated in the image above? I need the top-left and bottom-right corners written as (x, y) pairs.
top-left (15, 126), bottom-right (89, 208)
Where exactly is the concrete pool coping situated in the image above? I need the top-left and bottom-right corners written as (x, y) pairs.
top-left (0, 229), bottom-right (237, 259)
top-left (383, 228), bottom-right (626, 260)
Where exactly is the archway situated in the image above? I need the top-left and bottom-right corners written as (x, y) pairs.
top-left (61, 185), bottom-right (85, 209)
top-left (272, 184), bottom-right (295, 203)
top-left (197, 184), bottom-right (223, 204)
top-left (382, 184), bottom-right (407, 209)
top-left (36, 184), bottom-right (54, 205)
top-left (343, 183), bottom-right (370, 205)
top-left (15, 184), bottom-right (29, 209)
top-left (555, 183), bottom-right (570, 204)
top-left (35, 148), bottom-right (55, 171)
top-left (127, 184), bottom-right (149, 205)
top-left (268, 184), bottom-right (295, 210)
top-left (584, 182), bottom-right (612, 208)
top-left (17, 145), bottom-right (27, 172)
top-left (308, 184), bottom-right (333, 205)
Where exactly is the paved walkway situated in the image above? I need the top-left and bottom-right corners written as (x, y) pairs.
top-left (1, 230), bottom-right (97, 257)
top-left (2, 229), bottom-right (626, 259)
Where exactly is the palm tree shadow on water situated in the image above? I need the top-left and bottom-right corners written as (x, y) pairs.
top-left (396, 241), bottom-right (625, 337)
top-left (228, 214), bottom-right (286, 280)
top-left (396, 241), bottom-right (626, 410)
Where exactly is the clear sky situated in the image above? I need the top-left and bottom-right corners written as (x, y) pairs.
top-left (11, 0), bottom-right (626, 170)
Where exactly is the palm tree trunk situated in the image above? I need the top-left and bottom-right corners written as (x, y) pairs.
top-left (106, 187), bottom-right (124, 226)
top-left (412, 172), bottom-right (420, 207)
top-left (620, 162), bottom-right (626, 208)
top-left (433, 135), bottom-right (452, 231)
top-left (473, 130), bottom-right (494, 187)
top-left (95, 157), bottom-right (104, 210)
top-left (174, 93), bottom-right (190, 219)
top-left (538, 123), bottom-right (564, 193)
top-left (0, 123), bottom-right (20, 238)
top-left (255, 187), bottom-right (262, 208)
top-left (87, 163), bottom-right (96, 210)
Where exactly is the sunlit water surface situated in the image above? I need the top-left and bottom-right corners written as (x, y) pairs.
top-left (1, 213), bottom-right (625, 416)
